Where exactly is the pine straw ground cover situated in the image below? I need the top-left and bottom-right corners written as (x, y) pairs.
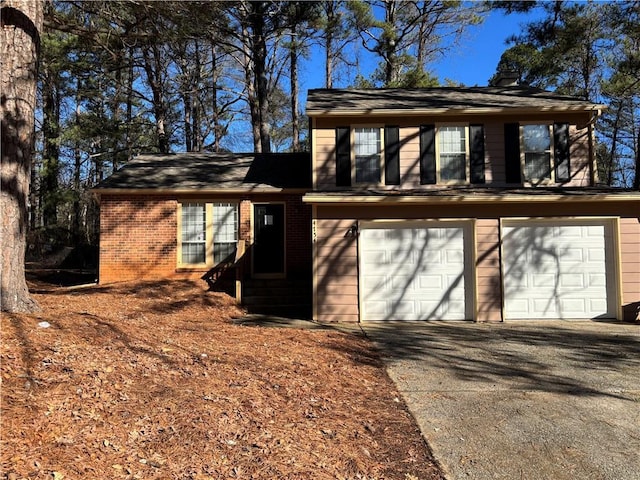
top-left (2, 279), bottom-right (444, 480)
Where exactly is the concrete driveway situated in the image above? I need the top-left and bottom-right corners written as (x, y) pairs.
top-left (363, 321), bottom-right (640, 480)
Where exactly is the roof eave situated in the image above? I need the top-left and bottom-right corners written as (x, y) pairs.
top-left (94, 187), bottom-right (311, 195)
top-left (306, 105), bottom-right (607, 117)
top-left (302, 193), bottom-right (640, 205)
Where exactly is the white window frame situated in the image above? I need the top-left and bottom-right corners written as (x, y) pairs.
top-left (520, 123), bottom-right (555, 184)
top-left (177, 200), bottom-right (239, 269)
top-left (352, 125), bottom-right (385, 185)
top-left (435, 123), bottom-right (470, 184)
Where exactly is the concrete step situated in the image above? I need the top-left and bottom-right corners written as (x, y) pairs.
top-left (245, 303), bottom-right (312, 319)
top-left (242, 294), bottom-right (310, 306)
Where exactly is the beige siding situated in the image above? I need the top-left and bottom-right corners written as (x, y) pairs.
top-left (311, 202), bottom-right (638, 323)
top-left (565, 125), bottom-right (592, 186)
top-left (311, 113), bottom-right (595, 191)
top-left (314, 218), bottom-right (359, 322)
top-left (620, 218), bottom-right (640, 321)
top-left (399, 126), bottom-right (421, 188)
top-left (475, 219), bottom-right (502, 322)
top-left (314, 127), bottom-right (337, 190)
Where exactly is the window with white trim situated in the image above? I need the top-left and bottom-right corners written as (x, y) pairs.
top-left (178, 201), bottom-right (238, 267)
top-left (522, 124), bottom-right (552, 181)
top-left (180, 203), bottom-right (207, 264)
top-left (213, 202), bottom-right (238, 264)
top-left (438, 126), bottom-right (467, 182)
top-left (354, 127), bottom-right (382, 183)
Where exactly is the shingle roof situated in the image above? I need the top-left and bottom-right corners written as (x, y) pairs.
top-left (305, 87), bottom-right (605, 116)
top-left (94, 152), bottom-right (311, 192)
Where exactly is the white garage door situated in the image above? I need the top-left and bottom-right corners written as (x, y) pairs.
top-left (359, 222), bottom-right (472, 321)
top-left (502, 220), bottom-right (616, 320)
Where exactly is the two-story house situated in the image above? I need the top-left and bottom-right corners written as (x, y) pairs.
top-left (95, 87), bottom-right (640, 323)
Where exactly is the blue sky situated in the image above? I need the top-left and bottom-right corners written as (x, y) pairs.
top-left (300, 7), bottom-right (537, 90)
top-left (431, 9), bottom-right (532, 86)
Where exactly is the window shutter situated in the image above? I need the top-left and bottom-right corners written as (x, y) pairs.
top-left (504, 123), bottom-right (521, 184)
top-left (469, 124), bottom-right (485, 184)
top-left (554, 123), bottom-right (570, 182)
top-left (384, 126), bottom-right (400, 185)
top-left (335, 127), bottom-right (351, 187)
top-left (420, 124), bottom-right (436, 184)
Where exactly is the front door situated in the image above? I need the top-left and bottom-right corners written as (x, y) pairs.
top-left (253, 204), bottom-right (285, 276)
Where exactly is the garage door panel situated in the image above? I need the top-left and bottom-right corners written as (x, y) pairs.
top-left (559, 274), bottom-right (584, 288)
top-left (506, 298), bottom-right (529, 315)
top-left (390, 275), bottom-right (416, 290)
top-left (362, 275), bottom-right (386, 291)
top-left (418, 274), bottom-right (444, 289)
top-left (589, 273), bottom-right (606, 287)
top-left (503, 220), bottom-right (616, 320)
top-left (445, 249), bottom-right (464, 263)
top-left (365, 301), bottom-right (390, 316)
top-left (588, 248), bottom-right (605, 262)
top-left (360, 224), bottom-right (471, 321)
top-left (590, 298), bottom-right (607, 311)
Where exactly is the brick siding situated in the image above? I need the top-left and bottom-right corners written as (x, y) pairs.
top-left (99, 193), bottom-right (312, 284)
top-left (99, 195), bottom-right (179, 283)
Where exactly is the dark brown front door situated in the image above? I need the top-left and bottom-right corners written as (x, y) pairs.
top-left (253, 204), bottom-right (285, 276)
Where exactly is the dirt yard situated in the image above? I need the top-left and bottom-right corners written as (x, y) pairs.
top-left (1, 278), bottom-right (444, 480)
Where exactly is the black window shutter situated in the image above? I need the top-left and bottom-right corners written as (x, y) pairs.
top-left (469, 124), bottom-right (485, 184)
top-left (504, 123), bottom-right (521, 184)
top-left (335, 127), bottom-right (351, 187)
top-left (420, 124), bottom-right (436, 184)
top-left (554, 123), bottom-right (570, 182)
top-left (384, 126), bottom-right (400, 185)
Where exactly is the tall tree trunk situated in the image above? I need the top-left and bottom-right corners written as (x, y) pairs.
top-left (241, 17), bottom-right (261, 153)
top-left (126, 47), bottom-right (134, 161)
top-left (290, 25), bottom-right (300, 152)
top-left (41, 66), bottom-right (60, 226)
top-left (211, 42), bottom-right (221, 153)
top-left (193, 39), bottom-right (202, 152)
top-left (184, 88), bottom-right (193, 151)
top-left (250, 1), bottom-right (271, 153)
top-left (1, 0), bottom-right (43, 312)
top-left (634, 125), bottom-right (640, 190)
top-left (607, 104), bottom-right (622, 187)
top-left (142, 44), bottom-right (169, 154)
top-left (324, 0), bottom-right (336, 89)
top-left (72, 79), bottom-right (82, 243)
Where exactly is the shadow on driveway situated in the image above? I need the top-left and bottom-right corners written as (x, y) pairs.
top-left (364, 321), bottom-right (640, 480)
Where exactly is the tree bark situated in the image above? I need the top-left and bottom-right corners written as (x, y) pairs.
top-left (634, 125), bottom-right (640, 190)
top-left (290, 25), bottom-right (300, 152)
top-left (251, 1), bottom-right (271, 153)
top-left (1, 0), bottom-right (42, 312)
top-left (142, 44), bottom-right (169, 154)
top-left (323, 0), bottom-right (336, 89)
top-left (41, 62), bottom-right (60, 226)
top-left (240, 14), bottom-right (261, 153)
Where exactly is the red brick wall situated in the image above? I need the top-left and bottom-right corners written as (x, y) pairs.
top-left (99, 193), bottom-right (312, 284)
top-left (99, 195), bottom-right (180, 283)
top-left (284, 194), bottom-right (313, 278)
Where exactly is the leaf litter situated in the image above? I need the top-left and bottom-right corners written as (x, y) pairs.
top-left (2, 279), bottom-right (443, 480)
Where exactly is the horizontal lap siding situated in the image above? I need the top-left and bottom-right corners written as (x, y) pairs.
top-left (475, 219), bottom-right (502, 322)
top-left (566, 126), bottom-right (591, 186)
top-left (399, 127), bottom-right (421, 187)
top-left (315, 218), bottom-right (359, 322)
top-left (620, 218), bottom-right (640, 321)
top-left (315, 128), bottom-right (337, 190)
top-left (312, 114), bottom-right (594, 190)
